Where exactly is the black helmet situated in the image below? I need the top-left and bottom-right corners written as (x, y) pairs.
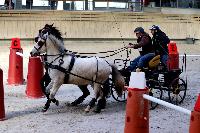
top-left (149, 25), bottom-right (160, 30)
top-left (134, 27), bottom-right (144, 33)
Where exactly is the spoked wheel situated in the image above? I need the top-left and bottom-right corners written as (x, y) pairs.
top-left (168, 77), bottom-right (187, 104)
top-left (109, 73), bottom-right (129, 102)
top-left (111, 86), bottom-right (128, 102)
top-left (146, 79), bottom-right (163, 110)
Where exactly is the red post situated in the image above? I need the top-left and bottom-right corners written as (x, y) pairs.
top-left (7, 38), bottom-right (24, 85)
top-left (124, 72), bottom-right (149, 133)
top-left (0, 68), bottom-right (5, 120)
top-left (189, 94), bottom-right (200, 133)
top-left (26, 57), bottom-right (44, 98)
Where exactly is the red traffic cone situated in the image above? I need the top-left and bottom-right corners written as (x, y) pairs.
top-left (0, 68), bottom-right (5, 120)
top-left (7, 47), bottom-right (24, 85)
top-left (124, 72), bottom-right (149, 133)
top-left (189, 94), bottom-right (200, 133)
top-left (26, 57), bottom-right (44, 98)
top-left (194, 94), bottom-right (200, 112)
top-left (167, 41), bottom-right (179, 71)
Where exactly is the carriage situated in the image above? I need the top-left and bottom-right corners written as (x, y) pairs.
top-left (110, 42), bottom-right (187, 109)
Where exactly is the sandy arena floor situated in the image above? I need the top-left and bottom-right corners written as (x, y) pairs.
top-left (0, 40), bottom-right (199, 133)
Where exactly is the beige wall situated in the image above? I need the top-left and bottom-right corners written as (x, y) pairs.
top-left (0, 10), bottom-right (200, 40)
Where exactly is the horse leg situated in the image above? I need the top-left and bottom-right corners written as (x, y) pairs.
top-left (71, 85), bottom-right (90, 106)
top-left (49, 80), bottom-right (63, 100)
top-left (94, 98), bottom-right (106, 113)
top-left (40, 74), bottom-right (59, 106)
top-left (40, 72), bottom-right (51, 96)
top-left (94, 87), bottom-right (107, 113)
top-left (101, 78), bottom-right (110, 109)
top-left (85, 83), bottom-right (100, 113)
top-left (42, 80), bottom-right (62, 112)
top-left (93, 77), bottom-right (111, 113)
top-left (42, 99), bottom-right (51, 112)
top-left (45, 80), bottom-right (53, 95)
top-left (42, 81), bottom-right (53, 112)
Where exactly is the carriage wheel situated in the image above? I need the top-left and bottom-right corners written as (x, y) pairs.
top-left (111, 86), bottom-right (128, 102)
top-left (146, 79), bottom-right (163, 110)
top-left (168, 78), bottom-right (187, 104)
top-left (109, 77), bottom-right (128, 102)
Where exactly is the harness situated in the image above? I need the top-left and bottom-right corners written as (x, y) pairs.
top-left (45, 54), bottom-right (75, 83)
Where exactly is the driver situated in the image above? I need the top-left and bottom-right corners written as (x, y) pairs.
top-left (126, 27), bottom-right (155, 72)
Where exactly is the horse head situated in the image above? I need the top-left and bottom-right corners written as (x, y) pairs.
top-left (30, 24), bottom-right (64, 56)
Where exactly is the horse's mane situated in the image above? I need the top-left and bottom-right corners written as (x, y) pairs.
top-left (44, 24), bottom-right (66, 53)
top-left (44, 24), bottom-right (63, 41)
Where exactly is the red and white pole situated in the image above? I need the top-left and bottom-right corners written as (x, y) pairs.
top-left (189, 94), bottom-right (200, 133)
top-left (124, 72), bottom-right (149, 133)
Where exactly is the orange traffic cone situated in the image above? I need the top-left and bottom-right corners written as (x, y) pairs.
top-left (189, 94), bottom-right (200, 133)
top-left (194, 94), bottom-right (200, 112)
top-left (0, 68), bottom-right (5, 120)
top-left (124, 72), bottom-right (149, 133)
top-left (26, 57), bottom-right (44, 98)
top-left (7, 38), bottom-right (24, 85)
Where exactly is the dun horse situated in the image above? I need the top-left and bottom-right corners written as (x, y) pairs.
top-left (30, 24), bottom-right (125, 113)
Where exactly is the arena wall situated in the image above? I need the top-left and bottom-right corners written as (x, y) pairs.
top-left (0, 10), bottom-right (200, 41)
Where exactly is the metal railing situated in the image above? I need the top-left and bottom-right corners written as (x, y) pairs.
top-left (0, 0), bottom-right (200, 11)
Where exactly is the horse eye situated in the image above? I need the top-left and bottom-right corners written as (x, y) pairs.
top-left (34, 37), bottom-right (39, 43)
top-left (42, 29), bottom-right (47, 34)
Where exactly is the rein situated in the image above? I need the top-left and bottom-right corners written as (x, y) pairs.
top-left (65, 46), bottom-right (128, 58)
top-left (111, 12), bottom-right (130, 68)
top-left (38, 46), bottom-right (128, 59)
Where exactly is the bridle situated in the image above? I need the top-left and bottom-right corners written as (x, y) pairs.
top-left (33, 39), bottom-right (46, 52)
top-left (33, 28), bottom-right (49, 54)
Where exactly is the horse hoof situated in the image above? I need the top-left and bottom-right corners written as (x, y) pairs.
top-left (42, 108), bottom-right (48, 112)
top-left (55, 100), bottom-right (59, 106)
top-left (84, 106), bottom-right (90, 113)
top-left (70, 102), bottom-right (77, 106)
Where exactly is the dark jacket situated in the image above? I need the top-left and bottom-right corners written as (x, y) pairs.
top-left (134, 32), bottom-right (154, 56)
top-left (152, 31), bottom-right (170, 55)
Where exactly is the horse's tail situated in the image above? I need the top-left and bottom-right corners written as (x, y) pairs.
top-left (111, 64), bottom-right (125, 96)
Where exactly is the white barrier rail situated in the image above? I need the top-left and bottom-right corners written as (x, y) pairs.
top-left (16, 52), bottom-right (31, 59)
top-left (16, 52), bottom-right (24, 57)
top-left (143, 94), bottom-right (191, 115)
top-left (180, 54), bottom-right (200, 57)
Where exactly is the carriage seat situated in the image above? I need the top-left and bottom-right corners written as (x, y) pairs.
top-left (148, 55), bottom-right (161, 69)
top-left (140, 55), bottom-right (161, 73)
top-left (119, 55), bottom-right (161, 76)
top-left (143, 55), bottom-right (168, 72)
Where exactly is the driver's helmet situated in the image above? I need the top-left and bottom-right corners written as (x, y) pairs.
top-left (149, 25), bottom-right (160, 30)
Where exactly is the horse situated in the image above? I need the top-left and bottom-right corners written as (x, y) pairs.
top-left (30, 24), bottom-right (125, 113)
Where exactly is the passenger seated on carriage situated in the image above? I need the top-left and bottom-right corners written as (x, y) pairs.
top-left (149, 25), bottom-right (170, 67)
top-left (126, 27), bottom-right (155, 72)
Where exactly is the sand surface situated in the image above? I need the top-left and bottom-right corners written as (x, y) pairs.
top-left (0, 40), bottom-right (199, 133)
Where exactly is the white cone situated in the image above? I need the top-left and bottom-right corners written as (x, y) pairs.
top-left (129, 72), bottom-right (146, 89)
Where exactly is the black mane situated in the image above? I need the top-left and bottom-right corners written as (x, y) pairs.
top-left (44, 24), bottom-right (63, 41)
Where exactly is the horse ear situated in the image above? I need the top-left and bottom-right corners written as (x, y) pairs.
top-left (51, 23), bottom-right (54, 27)
top-left (45, 24), bottom-right (49, 27)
